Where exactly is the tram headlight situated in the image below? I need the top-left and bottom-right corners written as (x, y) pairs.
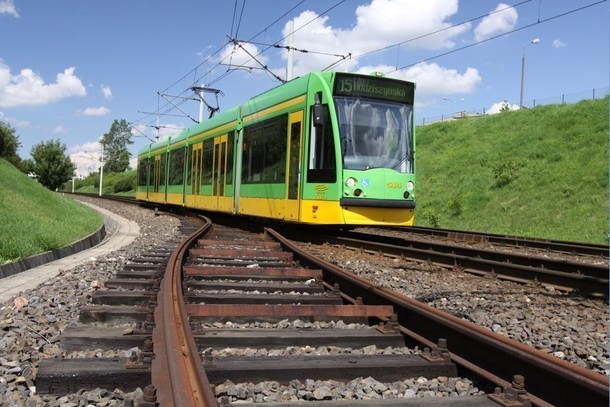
top-left (354, 188), bottom-right (362, 197)
top-left (345, 177), bottom-right (357, 188)
top-left (406, 181), bottom-right (414, 191)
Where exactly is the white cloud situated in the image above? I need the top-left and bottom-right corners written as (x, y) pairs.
top-left (281, 0), bottom-right (471, 77)
top-left (101, 85), bottom-right (113, 100)
top-left (69, 141), bottom-right (102, 177)
top-left (157, 124), bottom-right (182, 140)
top-left (216, 42), bottom-right (269, 72)
top-left (349, 0), bottom-right (469, 49)
top-left (360, 62), bottom-right (481, 98)
top-left (474, 3), bottom-right (518, 41)
top-left (0, 0), bottom-right (18, 17)
top-left (53, 125), bottom-right (64, 133)
top-left (487, 100), bottom-right (519, 114)
top-left (552, 39), bottom-right (566, 48)
top-left (77, 106), bottom-right (110, 116)
top-left (0, 62), bottom-right (86, 107)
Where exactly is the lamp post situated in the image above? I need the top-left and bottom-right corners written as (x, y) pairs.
top-left (519, 38), bottom-right (540, 109)
top-left (99, 142), bottom-right (104, 196)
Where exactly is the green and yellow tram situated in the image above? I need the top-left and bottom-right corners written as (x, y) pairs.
top-left (136, 71), bottom-right (416, 226)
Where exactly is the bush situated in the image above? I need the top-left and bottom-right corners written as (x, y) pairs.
top-left (114, 175), bottom-right (135, 193)
top-left (421, 209), bottom-right (440, 227)
top-left (447, 196), bottom-right (463, 216)
top-left (492, 160), bottom-right (520, 188)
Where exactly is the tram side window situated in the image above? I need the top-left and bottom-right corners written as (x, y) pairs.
top-left (168, 147), bottom-right (185, 185)
top-left (242, 115), bottom-right (288, 184)
top-left (187, 145), bottom-right (193, 186)
top-left (138, 159), bottom-right (148, 186)
top-left (202, 140), bottom-right (214, 185)
top-left (159, 153), bottom-right (167, 187)
top-left (307, 104), bottom-right (336, 183)
top-left (226, 131), bottom-right (234, 185)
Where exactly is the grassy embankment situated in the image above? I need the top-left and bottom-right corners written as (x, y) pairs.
top-left (0, 158), bottom-right (103, 264)
top-left (415, 97), bottom-right (608, 244)
top-left (65, 170), bottom-right (136, 196)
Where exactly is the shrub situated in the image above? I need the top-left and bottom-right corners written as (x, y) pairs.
top-left (492, 160), bottom-right (520, 188)
top-left (447, 196), bottom-right (463, 216)
top-left (114, 175), bottom-right (135, 193)
top-left (421, 209), bottom-right (440, 227)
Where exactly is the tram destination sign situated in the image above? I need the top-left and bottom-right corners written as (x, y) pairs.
top-left (333, 73), bottom-right (414, 104)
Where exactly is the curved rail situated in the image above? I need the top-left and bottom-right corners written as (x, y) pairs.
top-left (398, 225), bottom-right (609, 257)
top-left (305, 228), bottom-right (608, 298)
top-left (267, 228), bottom-right (609, 407)
top-left (151, 216), bottom-right (217, 406)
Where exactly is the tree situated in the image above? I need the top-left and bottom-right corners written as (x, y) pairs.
top-left (100, 119), bottom-right (133, 173)
top-left (31, 139), bottom-right (76, 190)
top-left (0, 120), bottom-right (23, 168)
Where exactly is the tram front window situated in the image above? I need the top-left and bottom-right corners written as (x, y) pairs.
top-left (335, 97), bottom-right (413, 173)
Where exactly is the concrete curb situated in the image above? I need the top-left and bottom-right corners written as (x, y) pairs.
top-left (0, 224), bottom-right (107, 280)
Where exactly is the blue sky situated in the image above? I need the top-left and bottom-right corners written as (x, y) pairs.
top-left (0, 0), bottom-right (608, 176)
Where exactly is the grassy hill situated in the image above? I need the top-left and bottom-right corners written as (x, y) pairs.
top-left (415, 97), bottom-right (609, 244)
top-left (0, 158), bottom-right (103, 263)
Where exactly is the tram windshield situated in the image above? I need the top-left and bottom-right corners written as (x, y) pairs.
top-left (334, 97), bottom-right (413, 173)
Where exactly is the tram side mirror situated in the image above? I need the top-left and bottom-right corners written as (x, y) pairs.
top-left (313, 92), bottom-right (324, 128)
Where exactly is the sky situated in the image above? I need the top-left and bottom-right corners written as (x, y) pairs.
top-left (0, 0), bottom-right (608, 176)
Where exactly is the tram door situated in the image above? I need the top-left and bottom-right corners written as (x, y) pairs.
top-left (212, 135), bottom-right (230, 212)
top-left (189, 142), bottom-right (202, 208)
top-left (285, 111), bottom-right (303, 220)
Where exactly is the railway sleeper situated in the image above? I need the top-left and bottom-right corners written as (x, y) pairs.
top-left (104, 278), bottom-right (160, 290)
top-left (198, 239), bottom-right (282, 248)
top-left (220, 396), bottom-right (500, 406)
top-left (125, 256), bottom-right (168, 263)
top-left (114, 269), bottom-right (164, 279)
top-left (203, 354), bottom-right (457, 384)
top-left (59, 326), bottom-right (405, 352)
top-left (91, 290), bottom-right (156, 306)
top-left (189, 258), bottom-right (293, 268)
top-left (35, 358), bottom-right (150, 395)
top-left (122, 263), bottom-right (163, 272)
top-left (184, 280), bottom-right (325, 294)
top-left (185, 292), bottom-right (341, 305)
top-left (79, 305), bottom-right (153, 323)
top-left (190, 248), bottom-right (294, 260)
top-left (184, 265), bottom-right (322, 279)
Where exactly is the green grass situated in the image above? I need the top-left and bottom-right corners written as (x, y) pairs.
top-left (61, 170), bottom-right (137, 197)
top-left (415, 97), bottom-right (609, 244)
top-left (0, 159), bottom-right (103, 263)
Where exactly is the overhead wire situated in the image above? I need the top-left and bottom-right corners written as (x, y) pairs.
top-left (134, 0), bottom-right (309, 129)
top-left (386, 0), bottom-right (608, 74)
top-left (206, 0), bottom-right (346, 87)
top-left (134, 0), bottom-right (604, 138)
top-left (323, 0), bottom-right (534, 72)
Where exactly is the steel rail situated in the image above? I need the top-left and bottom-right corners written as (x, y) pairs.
top-left (398, 225), bottom-right (609, 257)
top-left (266, 228), bottom-right (609, 407)
top-left (311, 229), bottom-right (608, 298)
top-left (151, 217), bottom-right (217, 407)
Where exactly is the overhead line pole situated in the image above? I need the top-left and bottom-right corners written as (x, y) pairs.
top-left (286, 20), bottom-right (294, 81)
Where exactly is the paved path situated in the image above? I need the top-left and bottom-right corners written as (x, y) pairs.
top-left (0, 202), bottom-right (139, 304)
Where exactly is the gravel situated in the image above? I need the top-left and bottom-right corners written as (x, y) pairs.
top-left (299, 238), bottom-right (609, 376)
top-left (1, 197), bottom-right (606, 406)
top-left (0, 197), bottom-right (182, 406)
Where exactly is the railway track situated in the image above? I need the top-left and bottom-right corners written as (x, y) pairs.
top-left (286, 227), bottom-right (608, 298)
top-left (397, 226), bottom-right (609, 258)
top-left (34, 211), bottom-right (608, 406)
